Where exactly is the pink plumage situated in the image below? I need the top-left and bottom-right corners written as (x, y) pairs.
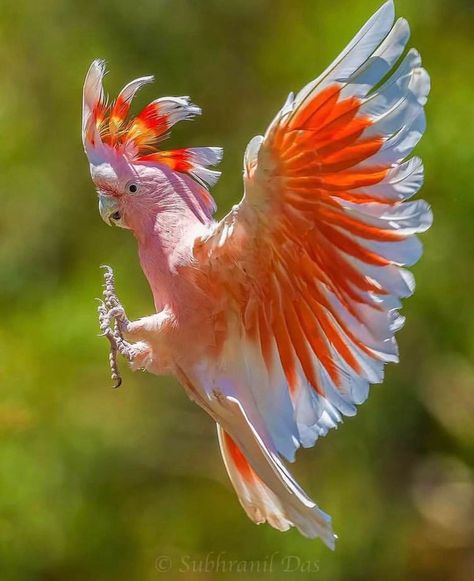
top-left (84, 0), bottom-right (431, 549)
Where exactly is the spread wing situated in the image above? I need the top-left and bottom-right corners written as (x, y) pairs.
top-left (201, 0), bottom-right (431, 461)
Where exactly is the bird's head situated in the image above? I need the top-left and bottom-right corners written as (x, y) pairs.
top-left (82, 60), bottom-right (222, 232)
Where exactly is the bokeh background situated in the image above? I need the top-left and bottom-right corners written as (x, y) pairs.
top-left (0, 0), bottom-right (473, 579)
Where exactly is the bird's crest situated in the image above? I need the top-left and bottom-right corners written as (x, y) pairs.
top-left (82, 60), bottom-right (222, 213)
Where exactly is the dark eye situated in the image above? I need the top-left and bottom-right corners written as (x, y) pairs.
top-left (128, 183), bottom-right (137, 193)
top-left (111, 211), bottom-right (121, 221)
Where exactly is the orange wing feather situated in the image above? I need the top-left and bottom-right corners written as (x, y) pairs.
top-left (204, 38), bottom-right (431, 453)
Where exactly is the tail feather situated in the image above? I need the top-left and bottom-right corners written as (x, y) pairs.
top-left (214, 396), bottom-right (336, 548)
top-left (217, 426), bottom-right (293, 532)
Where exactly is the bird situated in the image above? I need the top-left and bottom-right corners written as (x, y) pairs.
top-left (83, 0), bottom-right (431, 549)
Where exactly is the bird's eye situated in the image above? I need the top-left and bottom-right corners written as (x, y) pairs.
top-left (128, 183), bottom-right (138, 194)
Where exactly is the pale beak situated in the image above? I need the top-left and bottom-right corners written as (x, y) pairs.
top-left (98, 193), bottom-right (120, 226)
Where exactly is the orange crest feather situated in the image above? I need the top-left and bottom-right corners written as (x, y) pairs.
top-left (82, 60), bottom-right (222, 193)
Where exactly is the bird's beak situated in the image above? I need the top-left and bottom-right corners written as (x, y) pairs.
top-left (98, 193), bottom-right (119, 226)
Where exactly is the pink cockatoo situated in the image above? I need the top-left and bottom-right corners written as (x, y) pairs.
top-left (83, 1), bottom-right (431, 548)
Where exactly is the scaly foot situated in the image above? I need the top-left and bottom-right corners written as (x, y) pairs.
top-left (97, 265), bottom-right (137, 388)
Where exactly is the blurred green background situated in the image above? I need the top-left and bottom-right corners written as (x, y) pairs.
top-left (0, 0), bottom-right (473, 579)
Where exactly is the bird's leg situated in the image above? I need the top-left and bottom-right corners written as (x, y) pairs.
top-left (97, 265), bottom-right (138, 388)
top-left (102, 264), bottom-right (130, 334)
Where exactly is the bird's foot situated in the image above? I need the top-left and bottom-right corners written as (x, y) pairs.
top-left (97, 265), bottom-right (136, 388)
top-left (101, 264), bottom-right (130, 333)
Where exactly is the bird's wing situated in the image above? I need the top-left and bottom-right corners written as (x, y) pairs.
top-left (200, 0), bottom-right (431, 462)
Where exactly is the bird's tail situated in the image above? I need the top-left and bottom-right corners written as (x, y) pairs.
top-left (215, 396), bottom-right (335, 548)
top-left (175, 366), bottom-right (335, 547)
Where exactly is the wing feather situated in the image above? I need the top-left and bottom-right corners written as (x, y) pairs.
top-left (203, 0), bottom-right (431, 460)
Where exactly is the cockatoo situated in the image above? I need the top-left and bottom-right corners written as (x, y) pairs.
top-left (83, 1), bottom-right (431, 548)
